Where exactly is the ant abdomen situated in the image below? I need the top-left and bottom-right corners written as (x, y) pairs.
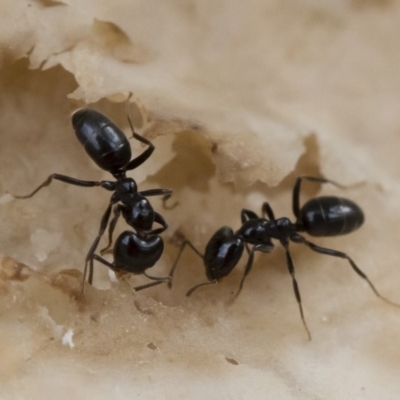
top-left (113, 231), bottom-right (164, 274)
top-left (72, 109), bottom-right (132, 173)
top-left (299, 196), bottom-right (365, 237)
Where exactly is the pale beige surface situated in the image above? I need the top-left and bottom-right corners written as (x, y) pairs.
top-left (1, 1), bottom-right (400, 399)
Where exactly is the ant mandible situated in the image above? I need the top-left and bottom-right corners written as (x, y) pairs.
top-left (14, 95), bottom-right (172, 292)
top-left (169, 176), bottom-right (400, 340)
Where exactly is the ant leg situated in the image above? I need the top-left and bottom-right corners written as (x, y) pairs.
top-left (240, 203), bottom-right (275, 224)
top-left (133, 280), bottom-right (169, 292)
top-left (143, 271), bottom-right (171, 282)
top-left (88, 256), bottom-right (95, 285)
top-left (292, 176), bottom-right (350, 219)
top-left (147, 213), bottom-right (168, 235)
top-left (124, 139), bottom-right (154, 171)
top-left (80, 202), bottom-right (113, 293)
top-left (281, 239), bottom-right (312, 341)
top-left (162, 193), bottom-right (179, 210)
top-left (100, 205), bottom-right (122, 255)
top-left (168, 240), bottom-right (204, 288)
top-left (13, 174), bottom-right (115, 199)
top-left (234, 243), bottom-right (274, 299)
top-left (235, 247), bottom-right (255, 299)
top-left (139, 189), bottom-right (179, 210)
top-left (88, 256), bottom-right (169, 292)
top-left (186, 280), bottom-right (218, 297)
top-left (262, 202), bottom-right (275, 221)
top-left (91, 254), bottom-right (114, 269)
top-left (241, 209), bottom-right (259, 224)
top-left (132, 271), bottom-right (171, 291)
top-left (140, 188), bottom-right (172, 197)
top-left (239, 210), bottom-right (256, 254)
top-left (84, 254), bottom-right (115, 293)
top-left (291, 234), bottom-right (400, 308)
top-left (123, 95), bottom-right (155, 171)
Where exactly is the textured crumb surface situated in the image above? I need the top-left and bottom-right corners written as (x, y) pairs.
top-left (1, 1), bottom-right (400, 399)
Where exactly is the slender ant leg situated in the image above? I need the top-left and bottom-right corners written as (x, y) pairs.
top-left (291, 234), bottom-right (400, 308)
top-left (241, 209), bottom-right (259, 223)
top-left (168, 240), bottom-right (204, 288)
top-left (240, 202), bottom-right (274, 223)
top-left (262, 202), bottom-right (275, 221)
top-left (239, 208), bottom-right (258, 256)
top-left (80, 202), bottom-right (113, 293)
top-left (139, 188), bottom-right (172, 197)
top-left (12, 174), bottom-right (115, 199)
top-left (281, 239), bottom-right (312, 341)
top-left (90, 255), bottom-right (170, 292)
top-left (123, 94), bottom-right (155, 172)
top-left (135, 271), bottom-right (172, 290)
top-left (186, 280), bottom-right (218, 296)
top-left (143, 271), bottom-right (171, 282)
top-left (100, 205), bottom-right (122, 255)
top-left (234, 243), bottom-right (274, 299)
top-left (139, 189), bottom-right (179, 210)
top-left (236, 205), bottom-right (275, 300)
top-left (147, 213), bottom-right (168, 235)
top-left (235, 246), bottom-right (256, 298)
top-left (133, 280), bottom-right (170, 292)
top-left (292, 176), bottom-right (349, 219)
top-left (92, 254), bottom-right (113, 269)
top-left (240, 209), bottom-right (259, 256)
top-left (162, 193), bottom-right (179, 210)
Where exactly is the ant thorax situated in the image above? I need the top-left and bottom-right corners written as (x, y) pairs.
top-left (236, 219), bottom-right (274, 245)
top-left (114, 178), bottom-right (138, 198)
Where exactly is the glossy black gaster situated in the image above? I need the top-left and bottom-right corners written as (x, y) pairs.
top-left (90, 229), bottom-right (170, 292)
top-left (13, 96), bottom-right (172, 293)
top-left (169, 176), bottom-right (400, 340)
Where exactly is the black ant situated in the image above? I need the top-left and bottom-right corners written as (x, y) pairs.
top-left (169, 176), bottom-right (400, 340)
top-left (13, 96), bottom-right (172, 292)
